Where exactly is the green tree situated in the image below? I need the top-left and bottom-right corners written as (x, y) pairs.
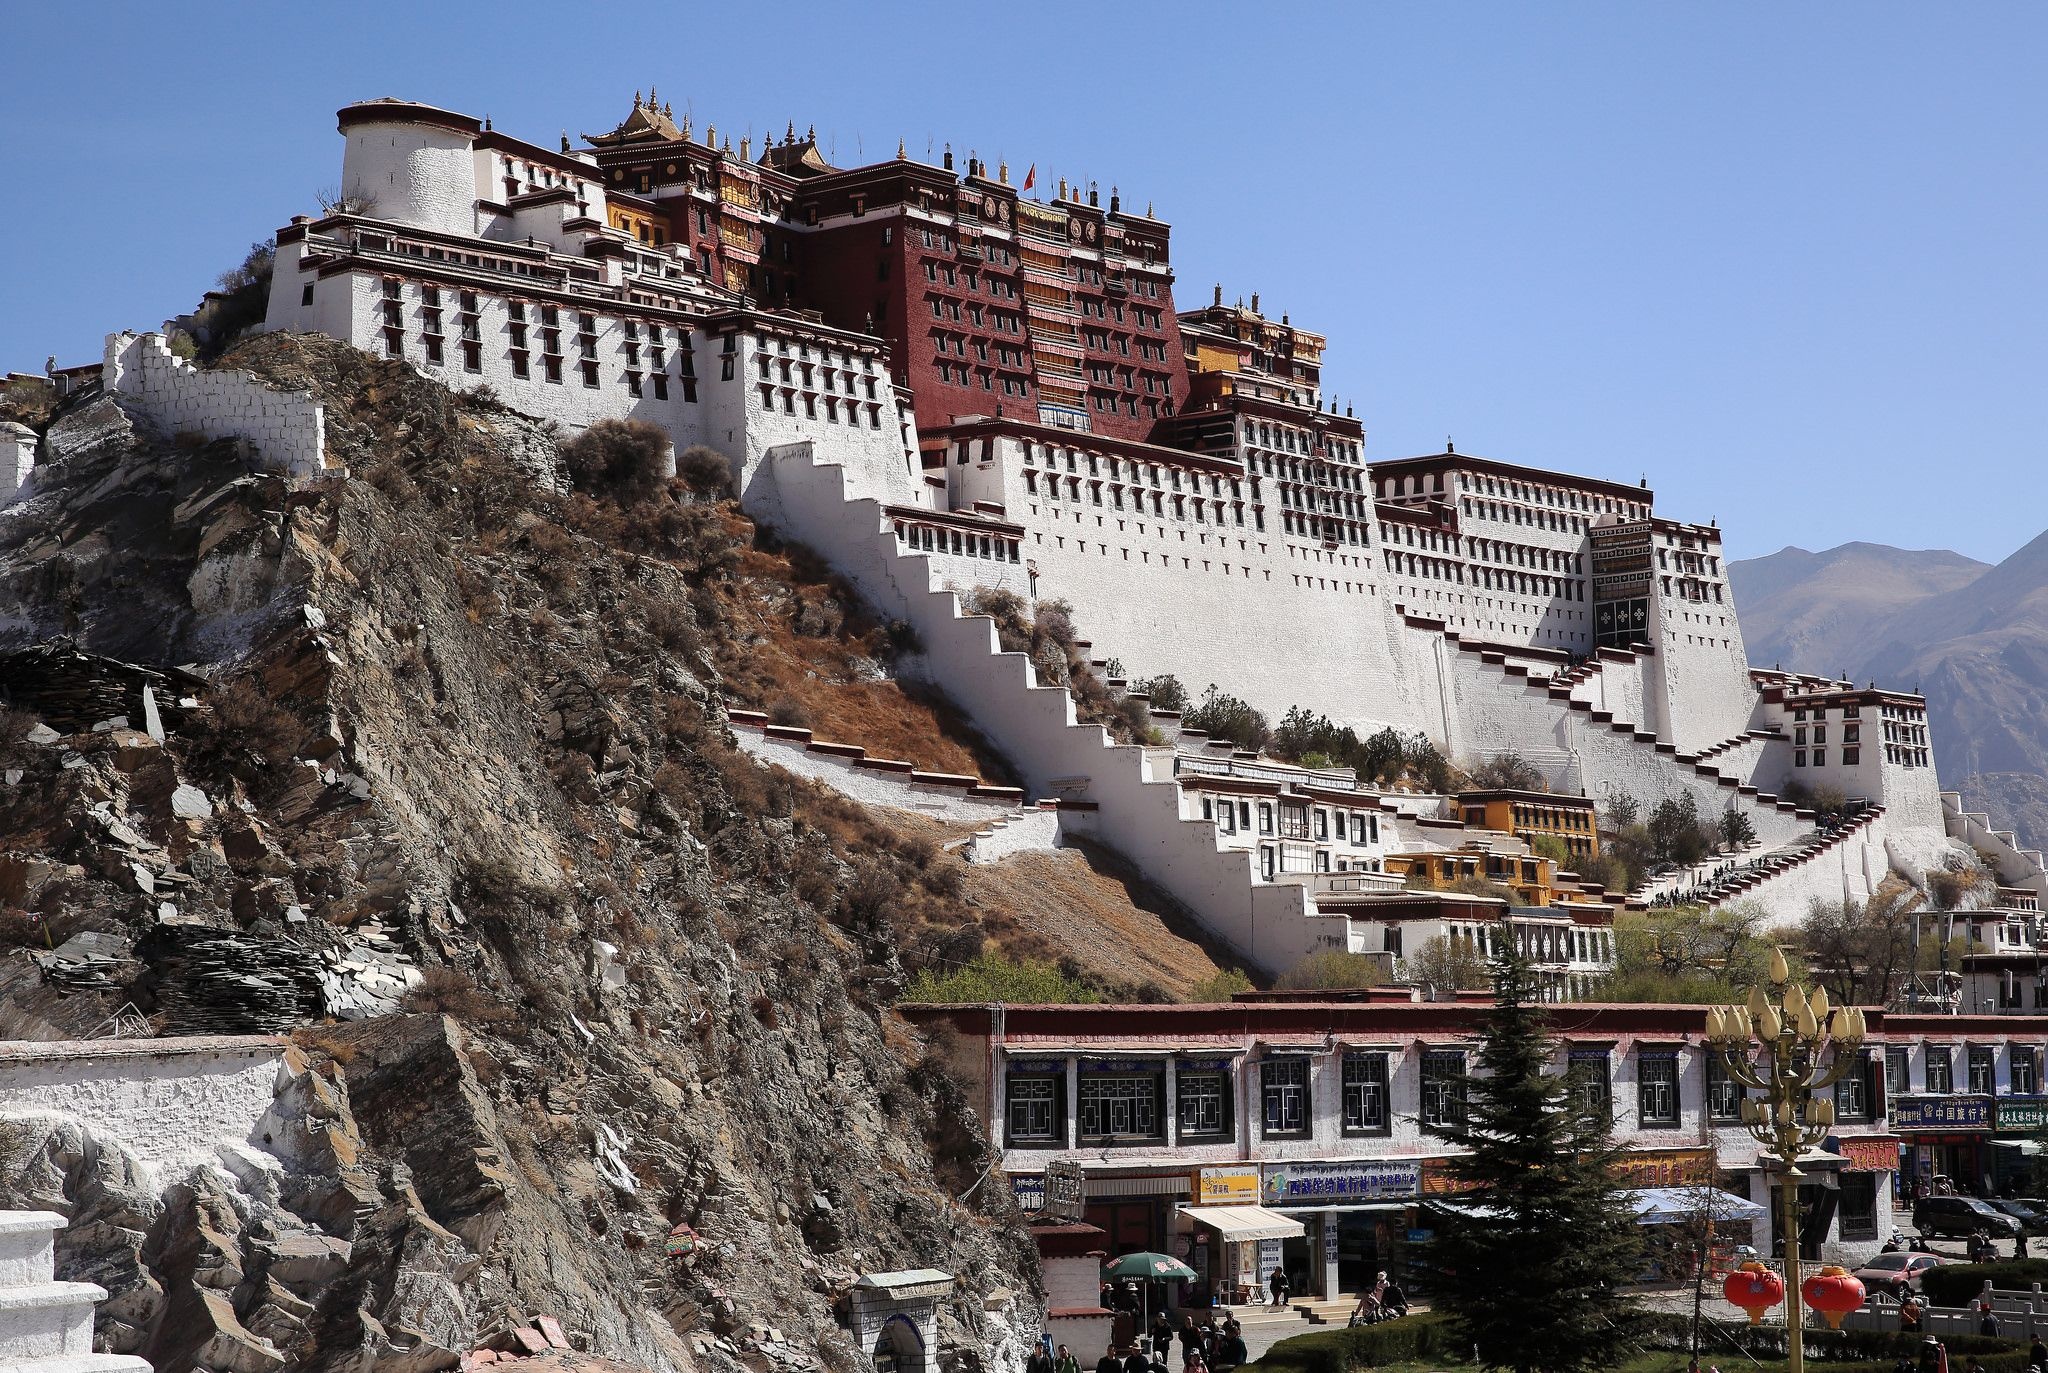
top-left (1183, 685), bottom-right (1271, 752)
top-left (1600, 901), bottom-right (1780, 1003)
top-left (1718, 805), bottom-right (1757, 852)
top-left (1134, 673), bottom-right (1189, 713)
top-left (1274, 950), bottom-right (1386, 991)
top-left (1357, 727), bottom-right (1407, 785)
top-left (1604, 792), bottom-right (1641, 828)
top-left (1406, 934), bottom-right (1491, 997)
top-left (1469, 750), bottom-right (1547, 792)
top-left (1425, 941), bottom-right (1644, 1372)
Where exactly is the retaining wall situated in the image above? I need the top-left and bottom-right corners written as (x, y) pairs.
top-left (102, 332), bottom-right (326, 476)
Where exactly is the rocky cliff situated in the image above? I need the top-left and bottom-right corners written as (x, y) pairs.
top-left (0, 335), bottom-right (1052, 1373)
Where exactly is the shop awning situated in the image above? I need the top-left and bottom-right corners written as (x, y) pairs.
top-left (1176, 1205), bottom-right (1308, 1242)
top-left (1626, 1187), bottom-right (1768, 1225)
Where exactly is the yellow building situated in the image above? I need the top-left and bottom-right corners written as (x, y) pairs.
top-left (606, 190), bottom-right (668, 247)
top-left (1384, 846), bottom-right (1559, 907)
top-left (1458, 789), bottom-right (1599, 860)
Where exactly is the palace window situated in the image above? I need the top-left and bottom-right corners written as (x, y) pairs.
top-left (1637, 1052), bottom-right (1680, 1125)
top-left (1342, 1052), bottom-right (1390, 1134)
top-left (1261, 1058), bottom-right (1311, 1136)
top-left (1005, 1074), bottom-right (1062, 1145)
top-left (1835, 1060), bottom-right (1870, 1121)
top-left (1079, 1072), bottom-right (1162, 1141)
top-left (1707, 1054), bottom-right (1743, 1121)
top-left (1568, 1049), bottom-right (1611, 1118)
top-left (1969, 1046), bottom-right (1996, 1095)
top-left (2014, 1048), bottom-right (2038, 1095)
top-left (1886, 1046), bottom-right (1910, 1096)
top-left (1178, 1067), bottom-right (1232, 1138)
top-left (1421, 1050), bottom-right (1466, 1127)
top-left (1926, 1049), bottom-right (1953, 1094)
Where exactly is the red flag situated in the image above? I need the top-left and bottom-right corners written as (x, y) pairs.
top-left (1022, 163), bottom-right (1036, 193)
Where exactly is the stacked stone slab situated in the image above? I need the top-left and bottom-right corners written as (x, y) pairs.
top-left (0, 1210), bottom-right (150, 1373)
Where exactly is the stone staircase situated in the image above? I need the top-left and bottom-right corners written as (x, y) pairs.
top-left (1681, 804), bottom-right (1887, 907)
top-left (758, 443), bottom-right (1325, 975)
top-left (0, 1210), bottom-right (149, 1373)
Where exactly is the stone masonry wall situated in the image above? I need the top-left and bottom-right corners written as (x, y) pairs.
top-left (103, 332), bottom-right (327, 476)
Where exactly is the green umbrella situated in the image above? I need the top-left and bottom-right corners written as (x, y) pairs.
top-left (1103, 1252), bottom-right (1198, 1281)
top-left (1103, 1252), bottom-right (1199, 1339)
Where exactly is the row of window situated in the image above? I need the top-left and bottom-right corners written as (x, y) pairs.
top-left (1197, 795), bottom-right (1383, 844)
top-left (1887, 1044), bottom-right (2039, 1095)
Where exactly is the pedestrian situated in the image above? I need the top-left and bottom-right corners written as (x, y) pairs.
top-left (1055, 1346), bottom-right (1081, 1373)
top-left (1178, 1315), bottom-right (1200, 1363)
top-left (1182, 1348), bottom-right (1207, 1373)
top-left (1028, 1340), bottom-right (1055, 1373)
top-left (1121, 1344), bottom-right (1149, 1373)
top-left (2031, 1335), bottom-right (2047, 1369)
top-left (1095, 1348), bottom-right (1122, 1373)
top-left (1900, 1295), bottom-right (1924, 1331)
top-left (1148, 1312), bottom-right (1173, 1360)
top-left (1267, 1265), bottom-right (1288, 1308)
top-left (1978, 1300), bottom-right (2000, 1338)
top-left (1919, 1335), bottom-right (1948, 1373)
top-left (1217, 1327), bottom-right (1247, 1373)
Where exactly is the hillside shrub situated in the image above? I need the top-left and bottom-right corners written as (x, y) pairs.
top-left (903, 952), bottom-right (1101, 1005)
top-left (1251, 1312), bottom-right (1454, 1373)
top-left (675, 443), bottom-right (734, 497)
top-left (561, 418), bottom-right (672, 502)
top-left (1922, 1258), bottom-right (2048, 1308)
top-left (1274, 950), bottom-right (1384, 991)
top-left (1183, 686), bottom-right (1270, 752)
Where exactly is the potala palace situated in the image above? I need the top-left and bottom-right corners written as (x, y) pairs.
top-left (11, 94), bottom-right (2044, 988)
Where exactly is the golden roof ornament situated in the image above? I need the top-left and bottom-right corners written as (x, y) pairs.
top-left (897, 138), bottom-right (906, 160)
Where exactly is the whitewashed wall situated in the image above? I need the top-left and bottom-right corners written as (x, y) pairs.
top-left (103, 332), bottom-right (326, 476)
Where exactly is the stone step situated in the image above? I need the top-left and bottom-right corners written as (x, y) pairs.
top-left (0, 1280), bottom-right (105, 1361)
top-left (6, 1356), bottom-right (154, 1373)
top-left (0, 1211), bottom-right (62, 1288)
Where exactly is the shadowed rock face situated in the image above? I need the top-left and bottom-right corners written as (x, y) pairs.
top-left (0, 334), bottom-right (1040, 1373)
top-left (1733, 535), bottom-right (2048, 850)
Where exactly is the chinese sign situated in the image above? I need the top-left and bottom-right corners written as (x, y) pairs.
top-left (1263, 1160), bottom-right (1421, 1204)
top-left (1996, 1097), bottom-right (2048, 1133)
top-left (1612, 1149), bottom-right (1714, 1188)
top-left (1197, 1167), bottom-right (1261, 1205)
top-left (1892, 1096), bottom-right (1992, 1131)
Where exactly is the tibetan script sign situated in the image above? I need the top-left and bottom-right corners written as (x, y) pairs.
top-left (1612, 1149), bottom-right (1715, 1188)
top-left (1834, 1138), bottom-right (1902, 1172)
top-left (1263, 1160), bottom-right (1421, 1205)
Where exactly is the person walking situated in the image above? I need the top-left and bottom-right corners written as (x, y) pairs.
top-left (1977, 1299), bottom-right (2000, 1338)
top-left (2030, 1334), bottom-right (2047, 1369)
top-left (1054, 1346), bottom-right (1081, 1373)
top-left (1027, 1340), bottom-right (1055, 1373)
top-left (1215, 1326), bottom-right (1247, 1373)
top-left (1094, 1349), bottom-right (1122, 1373)
top-left (1147, 1312), bottom-right (1173, 1361)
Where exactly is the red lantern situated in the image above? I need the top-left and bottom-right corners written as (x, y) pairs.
top-left (1801, 1266), bottom-right (1866, 1330)
top-left (1723, 1262), bottom-right (1786, 1326)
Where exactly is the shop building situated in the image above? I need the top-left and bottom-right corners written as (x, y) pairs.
top-left (904, 999), bottom-right (1983, 1307)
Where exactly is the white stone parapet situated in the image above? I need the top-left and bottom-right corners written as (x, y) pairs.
top-left (0, 1211), bottom-right (150, 1373)
top-left (101, 332), bottom-right (326, 477)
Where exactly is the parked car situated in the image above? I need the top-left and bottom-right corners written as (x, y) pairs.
top-left (1912, 1195), bottom-right (2024, 1239)
top-left (1985, 1198), bottom-right (2048, 1235)
top-left (1851, 1251), bottom-right (1944, 1298)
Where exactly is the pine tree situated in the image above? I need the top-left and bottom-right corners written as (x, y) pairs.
top-left (1424, 931), bottom-right (1644, 1373)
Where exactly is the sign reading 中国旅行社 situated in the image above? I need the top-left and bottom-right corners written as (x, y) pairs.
top-left (1262, 1160), bottom-right (1420, 1205)
top-left (1892, 1095), bottom-right (1992, 1131)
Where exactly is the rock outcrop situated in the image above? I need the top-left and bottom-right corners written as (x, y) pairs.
top-left (0, 335), bottom-right (1041, 1373)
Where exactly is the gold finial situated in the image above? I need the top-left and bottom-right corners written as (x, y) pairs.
top-left (999, 159), bottom-right (1009, 184)
top-left (648, 84), bottom-right (658, 107)
top-left (681, 113), bottom-right (692, 139)
top-left (787, 120), bottom-right (797, 141)
top-left (664, 102), bottom-right (673, 119)
top-left (560, 131), bottom-right (570, 153)
top-left (635, 90), bottom-right (643, 108)
top-left (807, 123), bottom-right (816, 140)
top-left (897, 138), bottom-right (907, 159)
top-left (1146, 200), bottom-right (1154, 217)
top-left (740, 135), bottom-right (751, 160)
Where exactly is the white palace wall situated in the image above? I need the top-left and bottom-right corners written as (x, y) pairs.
top-left (102, 332), bottom-right (327, 477)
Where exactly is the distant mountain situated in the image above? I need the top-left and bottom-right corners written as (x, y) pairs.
top-left (1733, 542), bottom-right (1989, 678)
top-left (1731, 535), bottom-right (2048, 853)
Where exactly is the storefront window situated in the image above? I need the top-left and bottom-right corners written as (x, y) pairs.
top-left (1969, 1046), bottom-right (1996, 1096)
top-left (1178, 1065), bottom-right (1232, 1139)
top-left (1927, 1050), bottom-right (1954, 1095)
top-left (1342, 1052), bottom-right (1390, 1134)
top-left (1638, 1053), bottom-right (1680, 1126)
top-left (1261, 1058), bottom-right (1311, 1136)
top-left (1421, 1050), bottom-right (1467, 1127)
top-left (1007, 1076), bottom-right (1062, 1144)
top-left (1079, 1072), bottom-right (1163, 1141)
top-left (1707, 1054), bottom-right (1743, 1121)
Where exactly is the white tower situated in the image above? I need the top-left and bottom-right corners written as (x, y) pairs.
top-left (337, 99), bottom-right (483, 236)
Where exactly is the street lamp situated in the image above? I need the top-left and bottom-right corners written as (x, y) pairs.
top-left (1704, 948), bottom-right (1869, 1373)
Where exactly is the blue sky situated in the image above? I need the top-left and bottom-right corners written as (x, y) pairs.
top-left (2, 3), bottom-right (2041, 564)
